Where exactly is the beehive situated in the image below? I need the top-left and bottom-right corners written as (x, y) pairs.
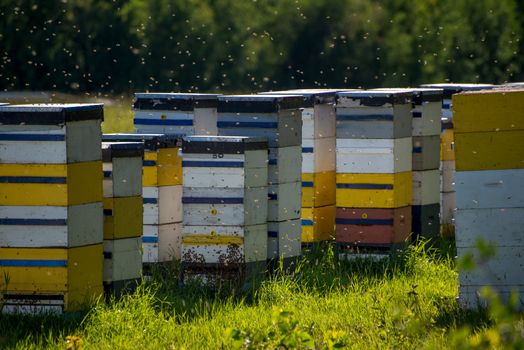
top-left (102, 133), bottom-right (183, 266)
top-left (420, 83), bottom-right (494, 234)
top-left (133, 93), bottom-right (220, 135)
top-left (181, 136), bottom-right (268, 287)
top-left (217, 95), bottom-right (303, 266)
top-left (453, 88), bottom-right (524, 308)
top-left (102, 142), bottom-right (144, 295)
top-left (260, 90), bottom-right (337, 246)
top-left (0, 104), bottom-right (104, 313)
top-left (335, 91), bottom-right (412, 258)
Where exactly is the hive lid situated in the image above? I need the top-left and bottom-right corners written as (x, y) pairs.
top-left (336, 90), bottom-right (412, 107)
top-left (0, 103), bottom-right (104, 125)
top-left (102, 133), bottom-right (182, 150)
top-left (182, 135), bottom-right (268, 154)
top-left (259, 89), bottom-right (344, 105)
top-left (102, 142), bottom-right (144, 161)
top-left (217, 94), bottom-right (305, 113)
top-left (419, 83), bottom-right (494, 99)
top-left (373, 88), bottom-right (443, 104)
top-left (133, 93), bottom-right (221, 111)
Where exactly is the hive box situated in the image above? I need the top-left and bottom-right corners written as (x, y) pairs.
top-left (133, 93), bottom-right (220, 135)
top-left (302, 172), bottom-right (336, 208)
top-left (412, 204), bottom-right (440, 237)
top-left (267, 218), bottom-right (301, 260)
top-left (217, 95), bottom-right (303, 148)
top-left (412, 170), bottom-right (440, 206)
top-left (336, 90), bottom-right (412, 139)
top-left (301, 206), bottom-right (335, 242)
top-left (335, 207), bottom-right (411, 244)
top-left (0, 104), bottom-right (104, 313)
top-left (102, 142), bottom-right (144, 294)
top-left (336, 172), bottom-right (412, 208)
top-left (336, 138), bottom-right (412, 174)
top-left (181, 136), bottom-right (269, 287)
top-left (412, 136), bottom-right (440, 171)
top-left (268, 146), bottom-right (302, 185)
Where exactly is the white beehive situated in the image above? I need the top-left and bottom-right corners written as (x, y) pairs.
top-left (133, 93), bottom-right (220, 135)
top-left (181, 136), bottom-right (268, 286)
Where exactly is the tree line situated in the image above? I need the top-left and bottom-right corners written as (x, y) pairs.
top-left (1, 0), bottom-right (523, 94)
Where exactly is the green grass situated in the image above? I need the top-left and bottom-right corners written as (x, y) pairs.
top-left (1, 240), bottom-right (502, 350)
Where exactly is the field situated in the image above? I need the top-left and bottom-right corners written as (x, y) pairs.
top-left (1, 94), bottom-right (522, 349)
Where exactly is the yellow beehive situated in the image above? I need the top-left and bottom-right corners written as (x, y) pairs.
top-left (336, 172), bottom-right (412, 208)
top-left (301, 206), bottom-right (336, 243)
top-left (440, 129), bottom-right (455, 161)
top-left (301, 171), bottom-right (336, 208)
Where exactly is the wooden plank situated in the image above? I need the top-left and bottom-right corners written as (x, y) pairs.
top-left (268, 146), bottom-right (301, 184)
top-left (302, 171), bottom-right (336, 207)
top-left (453, 89), bottom-right (524, 133)
top-left (455, 207), bottom-right (524, 247)
top-left (440, 191), bottom-right (456, 225)
top-left (412, 204), bottom-right (440, 238)
top-left (103, 237), bottom-right (142, 282)
top-left (412, 135), bottom-right (440, 171)
top-left (412, 100), bottom-right (441, 137)
top-left (455, 169), bottom-right (524, 209)
top-left (267, 218), bottom-right (301, 259)
top-left (301, 205), bottom-right (335, 243)
top-left (302, 137), bottom-right (336, 173)
top-left (268, 182), bottom-right (302, 222)
top-left (335, 206), bottom-right (411, 244)
top-left (440, 129), bottom-right (455, 161)
top-left (103, 196), bottom-right (143, 240)
top-left (412, 170), bottom-right (440, 205)
top-left (455, 130), bottom-right (524, 170)
top-left (193, 108), bottom-right (218, 136)
top-left (336, 172), bottom-right (412, 208)
top-left (440, 160), bottom-right (455, 192)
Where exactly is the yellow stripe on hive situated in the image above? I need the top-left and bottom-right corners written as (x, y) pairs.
top-left (157, 147), bottom-right (183, 186)
top-left (0, 163), bottom-right (67, 177)
top-left (182, 235), bottom-right (243, 245)
top-left (440, 129), bottom-right (455, 161)
top-left (67, 244), bottom-right (103, 311)
top-left (302, 171), bottom-right (336, 207)
top-left (453, 90), bottom-right (524, 133)
top-left (104, 196), bottom-right (143, 240)
top-left (144, 152), bottom-right (157, 161)
top-left (142, 166), bottom-right (158, 187)
top-left (0, 183), bottom-right (68, 206)
top-left (67, 161), bottom-right (103, 205)
top-left (301, 205), bottom-right (335, 242)
top-left (0, 247), bottom-right (68, 260)
top-left (336, 172), bottom-right (412, 208)
top-left (455, 130), bottom-right (524, 170)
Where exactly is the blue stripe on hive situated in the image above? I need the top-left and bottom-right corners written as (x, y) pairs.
top-left (268, 159), bottom-right (277, 165)
top-left (302, 147), bottom-right (314, 153)
top-left (302, 181), bottom-right (314, 187)
top-left (268, 193), bottom-right (277, 200)
top-left (0, 134), bottom-right (65, 141)
top-left (0, 176), bottom-right (67, 184)
top-left (142, 160), bottom-right (157, 166)
top-left (142, 236), bottom-right (159, 243)
top-left (0, 218), bottom-right (67, 225)
top-left (134, 118), bottom-right (193, 126)
top-left (336, 183), bottom-right (393, 190)
top-left (143, 198), bottom-right (158, 204)
top-left (182, 197), bottom-right (244, 204)
top-left (103, 251), bottom-right (112, 259)
top-left (267, 231), bottom-right (278, 238)
top-left (412, 147), bottom-right (422, 153)
top-left (0, 259), bottom-right (67, 267)
top-left (335, 218), bottom-right (394, 225)
top-left (103, 171), bottom-right (112, 178)
top-left (182, 161), bottom-right (244, 168)
top-left (412, 111), bottom-right (422, 118)
top-left (301, 219), bottom-right (314, 226)
top-left (103, 209), bottom-right (113, 216)
top-left (217, 121), bottom-right (278, 128)
top-left (336, 114), bottom-right (394, 121)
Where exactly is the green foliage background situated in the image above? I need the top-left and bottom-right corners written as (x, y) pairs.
top-left (0, 0), bottom-right (522, 93)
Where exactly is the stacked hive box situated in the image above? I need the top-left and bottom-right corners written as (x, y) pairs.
top-left (102, 133), bottom-right (183, 267)
top-left (181, 136), bottom-right (268, 286)
top-left (453, 88), bottom-right (524, 308)
top-left (420, 83), bottom-right (493, 234)
top-left (217, 95), bottom-right (303, 266)
top-left (0, 104), bottom-right (104, 313)
top-left (259, 90), bottom-right (336, 247)
top-left (133, 93), bottom-right (220, 135)
top-left (335, 91), bottom-right (413, 258)
top-left (102, 142), bottom-right (144, 295)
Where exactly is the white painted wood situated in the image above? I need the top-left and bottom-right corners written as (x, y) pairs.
top-left (440, 191), bottom-right (456, 225)
top-left (2, 297), bottom-right (64, 314)
top-left (440, 160), bottom-right (455, 193)
top-left (459, 285), bottom-right (524, 310)
top-left (218, 111), bottom-right (302, 148)
top-left (159, 185), bottom-right (183, 224)
top-left (412, 101), bottom-right (441, 136)
top-left (142, 223), bottom-right (183, 262)
top-left (182, 241), bottom-right (246, 264)
top-left (336, 104), bottom-right (412, 139)
top-left (143, 186), bottom-right (159, 199)
top-left (143, 203), bottom-right (160, 225)
top-left (183, 187), bottom-right (268, 226)
top-left (103, 237), bottom-right (142, 281)
top-left (302, 105), bottom-right (336, 139)
top-left (134, 110), bottom-right (194, 135)
top-left (336, 137), bottom-right (412, 173)
top-left (455, 169), bottom-right (524, 209)
top-left (135, 124), bottom-right (195, 135)
top-left (302, 137), bottom-right (336, 173)
top-left (0, 203), bottom-right (103, 248)
top-left (194, 108), bottom-right (218, 135)
top-left (442, 99), bottom-right (452, 121)
top-left (458, 246), bottom-right (524, 286)
top-left (66, 120), bottom-right (102, 162)
top-left (455, 208), bottom-right (524, 248)
top-left (268, 182), bottom-right (302, 222)
top-left (111, 157), bottom-right (143, 197)
top-left (412, 170), bottom-right (440, 205)
top-left (267, 218), bottom-right (301, 259)
top-left (268, 146), bottom-right (302, 184)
